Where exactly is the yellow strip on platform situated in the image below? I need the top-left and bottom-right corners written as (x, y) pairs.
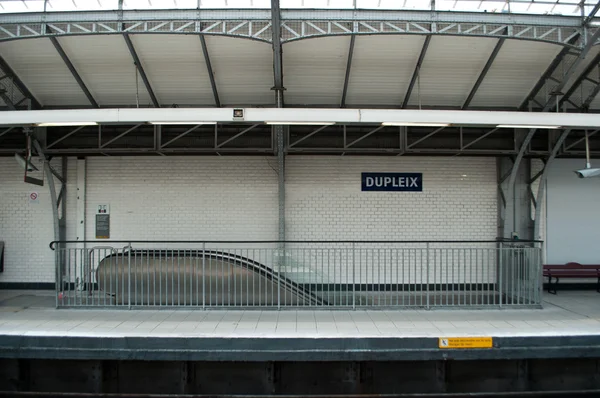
top-left (438, 337), bottom-right (493, 349)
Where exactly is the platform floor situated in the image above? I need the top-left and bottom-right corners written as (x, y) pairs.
top-left (0, 289), bottom-right (598, 338)
top-left (0, 289), bottom-right (599, 362)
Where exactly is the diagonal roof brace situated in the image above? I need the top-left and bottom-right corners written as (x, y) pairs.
top-left (0, 55), bottom-right (41, 109)
top-left (518, 34), bottom-right (580, 110)
top-left (560, 51), bottom-right (600, 109)
top-left (462, 30), bottom-right (507, 110)
top-left (340, 35), bottom-right (356, 108)
top-left (345, 125), bottom-right (385, 148)
top-left (402, 35), bottom-right (431, 109)
top-left (123, 33), bottom-right (159, 108)
top-left (0, 90), bottom-right (16, 110)
top-left (50, 36), bottom-right (99, 108)
top-left (199, 35), bottom-right (221, 108)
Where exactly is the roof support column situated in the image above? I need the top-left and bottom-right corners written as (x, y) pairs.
top-left (504, 18), bottom-right (600, 239)
top-left (533, 129), bottom-right (571, 241)
top-left (271, 0), bottom-right (286, 246)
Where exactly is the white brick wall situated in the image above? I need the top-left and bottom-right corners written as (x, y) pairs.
top-left (1, 155), bottom-right (500, 283)
top-left (84, 157), bottom-right (279, 241)
top-left (286, 156), bottom-right (498, 241)
top-left (0, 157), bottom-right (63, 283)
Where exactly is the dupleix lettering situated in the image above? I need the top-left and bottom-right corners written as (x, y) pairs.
top-left (365, 176), bottom-right (419, 188)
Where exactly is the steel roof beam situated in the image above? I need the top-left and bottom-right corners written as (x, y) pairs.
top-left (289, 124), bottom-right (330, 147)
top-left (0, 54), bottom-right (40, 109)
top-left (199, 35), bottom-right (221, 108)
top-left (462, 34), bottom-right (506, 110)
top-left (123, 33), bottom-right (159, 108)
top-left (407, 126), bottom-right (446, 149)
top-left (518, 34), bottom-right (580, 110)
top-left (47, 125), bottom-right (87, 148)
top-left (217, 123), bottom-right (260, 147)
top-left (49, 37), bottom-right (99, 108)
top-left (160, 124), bottom-right (203, 148)
top-left (402, 35), bottom-right (431, 109)
top-left (565, 128), bottom-right (600, 150)
top-left (345, 125), bottom-right (385, 148)
top-left (0, 90), bottom-right (16, 110)
top-left (340, 35), bottom-right (355, 108)
top-left (100, 123), bottom-right (144, 148)
top-left (271, 0), bottom-right (284, 105)
top-left (0, 126), bottom-right (13, 138)
top-left (584, 1), bottom-right (600, 25)
top-left (0, 9), bottom-right (581, 27)
top-left (0, 10), bottom-right (584, 48)
top-left (460, 127), bottom-right (500, 150)
top-left (4, 107), bottom-right (600, 127)
top-left (560, 51), bottom-right (600, 109)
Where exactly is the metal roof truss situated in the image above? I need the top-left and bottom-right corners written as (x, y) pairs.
top-left (1, 123), bottom-right (599, 157)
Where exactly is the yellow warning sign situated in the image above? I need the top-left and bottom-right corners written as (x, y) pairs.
top-left (439, 337), bottom-right (493, 349)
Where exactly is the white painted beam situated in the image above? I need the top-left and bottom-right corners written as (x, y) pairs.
top-left (1, 108), bottom-right (600, 129)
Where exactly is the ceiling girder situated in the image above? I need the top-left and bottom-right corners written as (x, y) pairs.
top-left (402, 35), bottom-right (431, 109)
top-left (123, 33), bottom-right (159, 108)
top-left (49, 36), bottom-right (99, 108)
top-left (340, 35), bottom-right (356, 108)
top-left (0, 54), bottom-right (41, 109)
top-left (199, 35), bottom-right (221, 108)
top-left (462, 33), bottom-right (506, 110)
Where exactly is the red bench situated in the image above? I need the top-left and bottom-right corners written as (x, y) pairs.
top-left (543, 263), bottom-right (600, 294)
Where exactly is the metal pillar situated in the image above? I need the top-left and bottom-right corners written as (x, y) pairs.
top-left (31, 138), bottom-right (61, 245)
top-left (76, 158), bottom-right (86, 243)
top-left (271, 0), bottom-right (285, 243)
top-left (533, 129), bottom-right (571, 240)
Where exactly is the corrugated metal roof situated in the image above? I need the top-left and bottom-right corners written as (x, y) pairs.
top-left (205, 36), bottom-right (274, 106)
top-left (346, 35), bottom-right (424, 107)
top-left (471, 40), bottom-right (562, 108)
top-left (284, 36), bottom-right (347, 106)
top-left (130, 34), bottom-right (215, 107)
top-left (407, 36), bottom-right (498, 108)
top-left (0, 38), bottom-right (89, 107)
top-left (1, 33), bottom-right (595, 110)
top-left (57, 35), bottom-right (152, 107)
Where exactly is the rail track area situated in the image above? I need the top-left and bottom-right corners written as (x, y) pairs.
top-left (0, 290), bottom-right (599, 396)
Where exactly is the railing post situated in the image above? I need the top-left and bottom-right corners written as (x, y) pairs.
top-left (127, 243), bottom-right (132, 310)
top-left (426, 242), bottom-right (430, 310)
top-left (55, 242), bottom-right (60, 309)
top-left (499, 242), bottom-right (503, 308)
top-left (202, 242), bottom-right (206, 309)
top-left (535, 242), bottom-right (544, 306)
top-left (352, 242), bottom-right (356, 310)
top-left (277, 244), bottom-right (282, 310)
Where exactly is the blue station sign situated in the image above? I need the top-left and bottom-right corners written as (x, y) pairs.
top-left (361, 172), bottom-right (423, 192)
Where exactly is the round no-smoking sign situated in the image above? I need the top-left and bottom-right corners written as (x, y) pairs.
top-left (29, 192), bottom-right (39, 204)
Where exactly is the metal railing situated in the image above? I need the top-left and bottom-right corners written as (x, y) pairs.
top-left (50, 240), bottom-right (543, 309)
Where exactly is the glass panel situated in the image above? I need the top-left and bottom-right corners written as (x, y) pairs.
top-left (0, 0), bottom-right (45, 13)
top-left (0, 0), bottom-right (594, 15)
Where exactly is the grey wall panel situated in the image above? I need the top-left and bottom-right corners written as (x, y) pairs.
top-left (546, 158), bottom-right (600, 264)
